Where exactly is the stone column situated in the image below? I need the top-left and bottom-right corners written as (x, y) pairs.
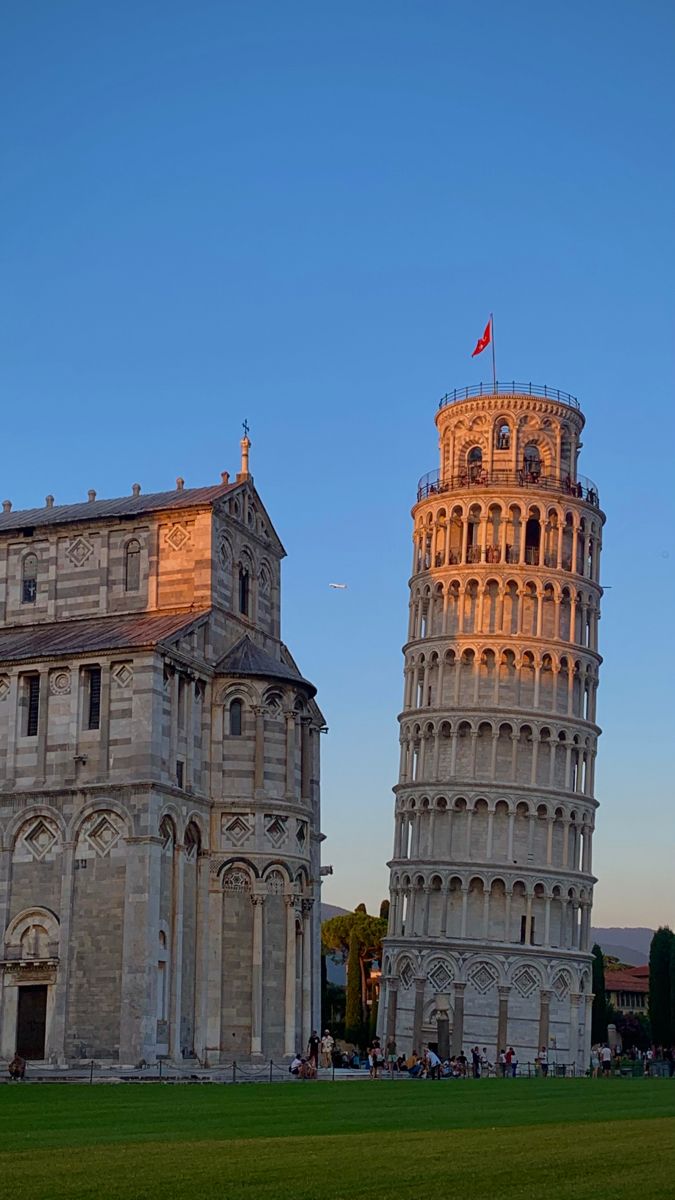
top-left (37, 667), bottom-right (49, 784)
top-left (284, 896), bottom-right (297, 1055)
top-left (451, 982), bottom-right (465, 1055)
top-left (538, 989), bottom-right (552, 1053)
top-left (254, 706), bottom-right (265, 794)
top-left (250, 892), bottom-right (265, 1057)
top-left (412, 976), bottom-right (426, 1051)
top-left (300, 720), bottom-right (312, 800)
top-left (119, 835), bottom-right (162, 1064)
top-left (386, 977), bottom-right (398, 1042)
top-left (169, 842), bottom-right (185, 1061)
top-left (50, 838), bottom-right (75, 1064)
top-left (205, 880), bottom-right (223, 1065)
top-left (496, 985), bottom-right (510, 1059)
top-left (284, 711), bottom-right (297, 799)
top-left (301, 899), bottom-right (313, 1050)
top-left (193, 851), bottom-right (210, 1064)
top-left (460, 887), bottom-right (469, 938)
top-left (570, 992), bottom-right (582, 1072)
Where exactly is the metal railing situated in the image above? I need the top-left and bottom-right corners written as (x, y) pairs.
top-left (438, 382), bottom-right (580, 411)
top-left (416, 468), bottom-right (599, 507)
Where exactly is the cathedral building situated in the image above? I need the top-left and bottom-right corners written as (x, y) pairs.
top-left (380, 383), bottom-right (604, 1071)
top-left (0, 435), bottom-right (323, 1066)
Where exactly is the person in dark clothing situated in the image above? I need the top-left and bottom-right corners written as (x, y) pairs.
top-left (307, 1031), bottom-right (320, 1069)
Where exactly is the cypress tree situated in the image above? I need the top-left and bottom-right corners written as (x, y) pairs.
top-left (649, 926), bottom-right (675, 1046)
top-left (591, 943), bottom-right (608, 1043)
top-left (345, 927), bottom-right (363, 1047)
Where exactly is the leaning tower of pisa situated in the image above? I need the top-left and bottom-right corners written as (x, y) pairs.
top-left (379, 382), bottom-right (604, 1072)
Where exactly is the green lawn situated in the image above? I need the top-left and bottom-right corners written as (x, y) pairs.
top-left (1, 1079), bottom-right (674, 1199)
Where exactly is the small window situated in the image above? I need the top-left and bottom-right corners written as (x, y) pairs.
top-left (86, 667), bottom-right (102, 730)
top-left (467, 446), bottom-right (483, 481)
top-left (238, 567), bottom-right (249, 616)
top-left (22, 554), bottom-right (38, 604)
top-left (176, 760), bottom-right (184, 788)
top-left (523, 444), bottom-right (541, 478)
top-left (495, 422), bottom-right (510, 450)
top-left (26, 676), bottom-right (40, 737)
top-left (229, 699), bottom-right (243, 736)
top-left (124, 539), bottom-right (141, 592)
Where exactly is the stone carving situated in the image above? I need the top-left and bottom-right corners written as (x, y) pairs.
top-left (165, 524), bottom-right (190, 551)
top-left (50, 669), bottom-right (71, 695)
top-left (112, 663), bottom-right (133, 688)
top-left (265, 869), bottom-right (285, 894)
top-left (83, 812), bottom-right (122, 857)
top-left (222, 814), bottom-right (252, 847)
top-left (23, 818), bottom-right (59, 861)
top-left (428, 959), bottom-right (454, 993)
top-left (264, 815), bottom-right (287, 847)
top-left (468, 961), bottom-right (499, 995)
top-left (512, 965), bottom-right (540, 998)
top-left (552, 970), bottom-right (571, 1001)
top-left (399, 958), bottom-right (414, 990)
top-left (222, 868), bottom-right (251, 893)
top-left (66, 536), bottom-right (94, 567)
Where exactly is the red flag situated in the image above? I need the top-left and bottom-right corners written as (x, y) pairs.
top-left (471, 319), bottom-right (492, 357)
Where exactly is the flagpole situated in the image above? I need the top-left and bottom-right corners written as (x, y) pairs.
top-left (490, 312), bottom-right (496, 391)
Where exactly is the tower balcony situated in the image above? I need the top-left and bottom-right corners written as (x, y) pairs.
top-left (417, 467), bottom-right (600, 509)
top-left (437, 381), bottom-right (581, 412)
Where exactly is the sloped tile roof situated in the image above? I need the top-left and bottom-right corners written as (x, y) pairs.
top-left (0, 610), bottom-right (209, 663)
top-left (0, 483), bottom-right (236, 534)
top-left (217, 634), bottom-right (316, 696)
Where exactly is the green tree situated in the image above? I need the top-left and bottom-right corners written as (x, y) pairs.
top-left (345, 927), bottom-right (363, 1046)
top-left (591, 943), bottom-right (608, 1043)
top-left (322, 905), bottom-right (388, 1050)
top-left (649, 926), bottom-right (675, 1045)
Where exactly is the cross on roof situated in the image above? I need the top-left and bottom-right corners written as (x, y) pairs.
top-left (242, 419), bottom-right (250, 438)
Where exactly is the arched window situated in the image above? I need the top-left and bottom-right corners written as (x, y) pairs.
top-left (523, 444), bottom-right (541, 479)
top-left (22, 554), bottom-right (37, 604)
top-left (495, 422), bottom-right (510, 450)
top-left (238, 567), bottom-right (249, 615)
top-left (467, 446), bottom-right (483, 481)
top-left (229, 698), bottom-right (243, 736)
top-left (124, 539), bottom-right (141, 592)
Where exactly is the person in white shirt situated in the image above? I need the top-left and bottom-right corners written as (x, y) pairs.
top-left (601, 1044), bottom-right (612, 1074)
top-left (539, 1046), bottom-right (549, 1077)
top-left (320, 1030), bottom-right (335, 1068)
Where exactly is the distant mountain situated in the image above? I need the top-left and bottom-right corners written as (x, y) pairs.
top-left (591, 927), bottom-right (654, 966)
top-left (321, 904), bottom-right (349, 922)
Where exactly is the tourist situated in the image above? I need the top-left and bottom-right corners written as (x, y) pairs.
top-left (590, 1046), bottom-right (600, 1078)
top-left (407, 1051), bottom-right (423, 1078)
top-left (307, 1030), bottom-right (320, 1070)
top-left (8, 1054), bottom-right (25, 1081)
top-left (471, 1046), bottom-right (481, 1079)
top-left (508, 1047), bottom-right (518, 1078)
top-left (289, 1053), bottom-right (303, 1077)
top-left (480, 1047), bottom-right (490, 1076)
top-left (498, 1049), bottom-right (507, 1077)
top-left (320, 1030), bottom-right (334, 1068)
top-left (504, 1047), bottom-right (513, 1076)
top-left (299, 1058), bottom-right (316, 1080)
top-left (426, 1046), bottom-right (442, 1080)
top-left (456, 1050), bottom-right (468, 1077)
top-left (539, 1046), bottom-right (549, 1077)
top-left (369, 1037), bottom-right (382, 1079)
top-left (600, 1044), bottom-right (612, 1076)
top-left (386, 1037), bottom-right (397, 1075)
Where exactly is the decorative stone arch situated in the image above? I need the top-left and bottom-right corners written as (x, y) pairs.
top-left (4, 906), bottom-right (60, 961)
top-left (182, 811), bottom-right (208, 849)
top-left (463, 953), bottom-right (505, 990)
top-left (67, 797), bottom-right (132, 843)
top-left (8, 809), bottom-right (65, 862)
top-left (216, 680), bottom-right (256, 706)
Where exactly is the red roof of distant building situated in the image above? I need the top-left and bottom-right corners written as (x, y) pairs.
top-left (605, 966), bottom-right (649, 993)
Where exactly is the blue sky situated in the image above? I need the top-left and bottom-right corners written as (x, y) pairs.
top-left (2, 1), bottom-right (673, 927)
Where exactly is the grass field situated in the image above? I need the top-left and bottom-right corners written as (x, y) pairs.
top-left (1, 1079), bottom-right (674, 1199)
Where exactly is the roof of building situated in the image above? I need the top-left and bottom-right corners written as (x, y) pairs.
top-left (0, 610), bottom-right (209, 663)
top-left (217, 634), bottom-right (316, 696)
top-left (0, 483), bottom-right (237, 534)
top-left (605, 966), bottom-right (649, 993)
